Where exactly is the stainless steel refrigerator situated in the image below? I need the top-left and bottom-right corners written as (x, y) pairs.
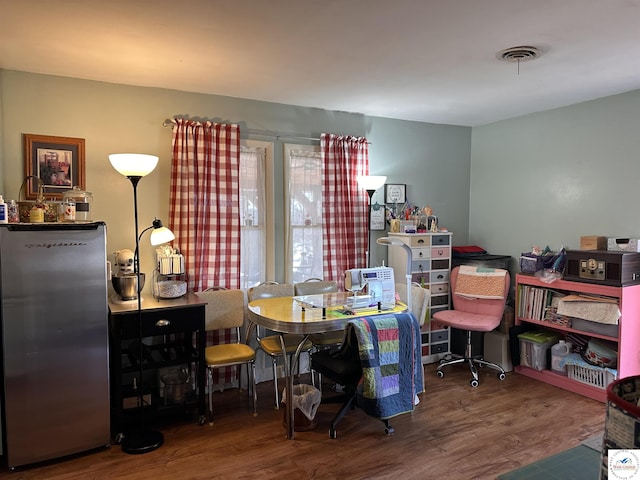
top-left (0, 222), bottom-right (110, 468)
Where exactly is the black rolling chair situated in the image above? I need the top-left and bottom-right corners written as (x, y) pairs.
top-left (311, 313), bottom-right (423, 439)
top-left (311, 326), bottom-right (366, 439)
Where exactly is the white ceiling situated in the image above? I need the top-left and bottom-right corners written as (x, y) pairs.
top-left (1, 0), bottom-right (639, 127)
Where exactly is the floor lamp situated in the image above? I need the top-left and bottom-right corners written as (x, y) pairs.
top-left (356, 175), bottom-right (387, 267)
top-left (109, 153), bottom-right (166, 454)
top-left (377, 236), bottom-right (413, 314)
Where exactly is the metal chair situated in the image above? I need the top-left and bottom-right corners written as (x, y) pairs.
top-left (433, 266), bottom-right (510, 387)
top-left (248, 282), bottom-right (314, 409)
top-left (294, 278), bottom-right (343, 391)
top-left (196, 288), bottom-right (257, 425)
top-left (295, 278), bottom-right (344, 349)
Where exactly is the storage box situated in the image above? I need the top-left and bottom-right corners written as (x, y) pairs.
top-left (580, 236), bottom-right (607, 250)
top-left (571, 318), bottom-right (618, 338)
top-left (608, 237), bottom-right (640, 252)
top-left (517, 331), bottom-right (560, 371)
top-left (484, 331), bottom-right (512, 372)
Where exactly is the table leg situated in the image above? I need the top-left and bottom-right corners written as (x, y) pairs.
top-left (278, 334), bottom-right (294, 439)
top-left (279, 333), bottom-right (310, 440)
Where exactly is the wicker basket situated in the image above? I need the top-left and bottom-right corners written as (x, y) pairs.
top-left (567, 363), bottom-right (616, 390)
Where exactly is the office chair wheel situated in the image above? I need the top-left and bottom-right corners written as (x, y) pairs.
top-left (470, 379), bottom-right (479, 388)
top-left (330, 428), bottom-right (337, 439)
top-left (198, 415), bottom-right (206, 426)
top-left (385, 426), bottom-right (395, 436)
top-left (436, 370), bottom-right (444, 378)
top-left (498, 372), bottom-right (506, 381)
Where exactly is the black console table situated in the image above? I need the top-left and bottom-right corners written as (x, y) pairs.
top-left (108, 293), bottom-right (207, 442)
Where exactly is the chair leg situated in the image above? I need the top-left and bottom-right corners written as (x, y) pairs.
top-left (207, 366), bottom-right (214, 426)
top-left (436, 330), bottom-right (506, 387)
top-left (272, 357), bottom-right (280, 410)
top-left (329, 392), bottom-right (357, 439)
top-left (251, 360), bottom-right (258, 417)
top-left (467, 357), bottom-right (479, 382)
top-left (475, 358), bottom-right (506, 376)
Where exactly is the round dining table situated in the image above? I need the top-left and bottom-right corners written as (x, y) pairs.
top-left (247, 292), bottom-right (407, 439)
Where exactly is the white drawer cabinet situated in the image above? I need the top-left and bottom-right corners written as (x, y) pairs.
top-left (387, 232), bottom-right (453, 364)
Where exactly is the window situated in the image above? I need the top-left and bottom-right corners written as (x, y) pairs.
top-left (284, 144), bottom-right (324, 283)
top-left (239, 141), bottom-right (274, 289)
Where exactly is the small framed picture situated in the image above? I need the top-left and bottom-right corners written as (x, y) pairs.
top-left (385, 184), bottom-right (406, 204)
top-left (23, 133), bottom-right (86, 200)
top-left (370, 203), bottom-right (386, 231)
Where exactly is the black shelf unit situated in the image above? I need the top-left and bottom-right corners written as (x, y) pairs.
top-left (108, 293), bottom-right (207, 442)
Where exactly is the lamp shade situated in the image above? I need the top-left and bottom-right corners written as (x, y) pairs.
top-left (357, 175), bottom-right (387, 192)
top-left (150, 226), bottom-right (175, 246)
top-left (109, 153), bottom-right (159, 177)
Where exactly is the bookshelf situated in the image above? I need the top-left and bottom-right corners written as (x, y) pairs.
top-left (515, 274), bottom-right (640, 402)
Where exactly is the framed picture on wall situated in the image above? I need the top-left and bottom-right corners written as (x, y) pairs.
top-left (385, 184), bottom-right (406, 204)
top-left (370, 203), bottom-right (386, 231)
top-left (23, 133), bottom-right (86, 200)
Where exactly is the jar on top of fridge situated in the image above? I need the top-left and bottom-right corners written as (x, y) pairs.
top-left (62, 186), bottom-right (93, 222)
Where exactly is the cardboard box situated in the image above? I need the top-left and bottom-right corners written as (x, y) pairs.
top-left (607, 237), bottom-right (640, 252)
top-left (580, 236), bottom-right (607, 250)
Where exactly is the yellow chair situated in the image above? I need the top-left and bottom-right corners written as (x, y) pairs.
top-left (196, 288), bottom-right (257, 425)
top-left (248, 282), bottom-right (314, 409)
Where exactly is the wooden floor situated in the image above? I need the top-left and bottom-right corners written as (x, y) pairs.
top-left (0, 364), bottom-right (605, 480)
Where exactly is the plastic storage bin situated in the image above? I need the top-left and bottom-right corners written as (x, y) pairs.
top-left (567, 364), bottom-right (616, 390)
top-left (518, 330), bottom-right (560, 371)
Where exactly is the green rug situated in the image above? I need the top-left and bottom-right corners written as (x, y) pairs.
top-left (497, 436), bottom-right (602, 480)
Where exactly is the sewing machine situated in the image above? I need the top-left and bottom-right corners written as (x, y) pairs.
top-left (344, 266), bottom-right (396, 307)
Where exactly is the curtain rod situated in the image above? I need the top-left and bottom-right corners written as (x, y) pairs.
top-left (162, 120), bottom-right (371, 144)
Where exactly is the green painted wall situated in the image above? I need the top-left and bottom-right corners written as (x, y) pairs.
top-left (0, 69), bottom-right (471, 287)
top-left (471, 89), bottom-right (640, 269)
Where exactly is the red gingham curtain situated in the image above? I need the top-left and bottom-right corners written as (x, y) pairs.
top-left (169, 119), bottom-right (240, 387)
top-left (321, 133), bottom-right (369, 289)
top-left (169, 118), bottom-right (241, 291)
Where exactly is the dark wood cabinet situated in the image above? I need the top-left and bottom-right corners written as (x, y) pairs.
top-left (108, 293), bottom-right (207, 441)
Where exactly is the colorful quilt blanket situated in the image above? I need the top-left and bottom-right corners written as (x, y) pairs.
top-left (347, 313), bottom-right (424, 420)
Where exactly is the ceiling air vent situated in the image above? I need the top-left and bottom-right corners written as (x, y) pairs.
top-left (497, 46), bottom-right (542, 63)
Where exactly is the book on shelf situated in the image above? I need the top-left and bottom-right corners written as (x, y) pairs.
top-left (518, 284), bottom-right (566, 321)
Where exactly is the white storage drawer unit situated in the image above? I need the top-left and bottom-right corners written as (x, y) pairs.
top-left (387, 232), bottom-right (453, 364)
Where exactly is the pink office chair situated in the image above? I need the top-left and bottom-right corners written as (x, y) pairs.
top-left (433, 266), bottom-right (510, 387)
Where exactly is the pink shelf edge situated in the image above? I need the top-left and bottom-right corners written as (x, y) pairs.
top-left (515, 365), bottom-right (606, 402)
